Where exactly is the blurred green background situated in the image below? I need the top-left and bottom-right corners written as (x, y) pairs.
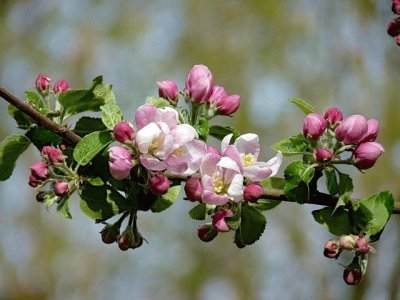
top-left (0, 1), bottom-right (399, 299)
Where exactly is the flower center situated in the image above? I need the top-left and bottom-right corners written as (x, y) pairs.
top-left (242, 153), bottom-right (256, 167)
top-left (173, 146), bottom-right (184, 157)
top-left (148, 138), bottom-right (160, 154)
top-left (212, 174), bottom-right (227, 194)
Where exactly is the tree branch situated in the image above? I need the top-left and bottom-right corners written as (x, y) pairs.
top-left (0, 87), bottom-right (81, 145)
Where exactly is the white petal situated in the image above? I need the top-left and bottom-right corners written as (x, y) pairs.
top-left (264, 151), bottom-right (283, 177)
top-left (227, 173), bottom-right (244, 202)
top-left (135, 123), bottom-right (161, 153)
top-left (221, 133), bottom-right (233, 153)
top-left (217, 156), bottom-right (240, 173)
top-left (234, 133), bottom-right (260, 158)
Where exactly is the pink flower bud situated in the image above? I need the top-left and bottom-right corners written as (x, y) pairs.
top-left (323, 240), bottom-right (341, 259)
top-left (393, 0), bottom-right (400, 14)
top-left (197, 224), bottom-right (218, 242)
top-left (185, 64), bottom-right (214, 103)
top-left (303, 113), bottom-right (327, 140)
top-left (53, 80), bottom-right (69, 94)
top-left (339, 235), bottom-right (356, 250)
top-left (29, 161), bottom-right (49, 180)
top-left (113, 121), bottom-right (135, 143)
top-left (343, 266), bottom-right (362, 285)
top-left (360, 119), bottom-right (379, 143)
top-left (354, 142), bottom-right (384, 170)
top-left (324, 107), bottom-right (343, 126)
top-left (209, 85), bottom-right (240, 116)
top-left (28, 175), bottom-right (43, 188)
top-left (211, 209), bottom-right (234, 232)
top-left (42, 146), bottom-right (64, 164)
top-left (54, 181), bottom-right (70, 196)
top-left (335, 114), bottom-right (368, 145)
top-left (355, 237), bottom-right (372, 254)
top-left (388, 17), bottom-right (400, 37)
top-left (35, 74), bottom-right (51, 95)
top-left (157, 80), bottom-right (179, 102)
top-left (314, 148), bottom-right (333, 162)
top-left (118, 229), bottom-right (134, 251)
top-left (184, 177), bottom-right (203, 202)
top-left (100, 224), bottom-right (120, 244)
top-left (243, 183), bottom-right (264, 202)
top-left (149, 174), bottom-right (170, 196)
top-left (108, 146), bottom-right (133, 180)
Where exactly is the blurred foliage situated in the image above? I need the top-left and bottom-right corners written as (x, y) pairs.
top-left (0, 0), bottom-right (399, 299)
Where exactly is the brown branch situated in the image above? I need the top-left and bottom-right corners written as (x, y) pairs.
top-left (0, 87), bottom-right (81, 145)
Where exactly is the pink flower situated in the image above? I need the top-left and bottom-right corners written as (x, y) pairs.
top-left (209, 85), bottom-right (240, 116)
top-left (324, 107), bottom-right (343, 126)
top-left (243, 183), bottom-right (264, 202)
top-left (185, 65), bottom-right (214, 103)
top-left (157, 80), bottom-right (179, 103)
top-left (303, 113), bottom-right (327, 140)
top-left (360, 119), bottom-right (379, 143)
top-left (211, 209), bottom-right (234, 232)
top-left (184, 177), bottom-right (203, 202)
top-left (335, 114), bottom-right (368, 145)
top-left (221, 133), bottom-right (283, 182)
top-left (108, 146), bottom-right (133, 180)
top-left (113, 121), bottom-right (134, 143)
top-left (53, 80), bottom-right (69, 94)
top-left (354, 142), bottom-right (385, 170)
top-left (28, 175), bottom-right (43, 188)
top-left (29, 161), bottom-right (49, 180)
top-left (35, 74), bottom-right (51, 95)
top-left (149, 174), bottom-right (170, 196)
top-left (54, 181), bottom-right (70, 196)
top-left (42, 146), bottom-right (64, 164)
top-left (314, 148), bottom-right (333, 162)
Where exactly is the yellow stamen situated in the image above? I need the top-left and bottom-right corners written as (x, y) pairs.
top-left (242, 153), bottom-right (256, 167)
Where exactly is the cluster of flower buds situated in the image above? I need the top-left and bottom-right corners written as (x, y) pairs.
top-left (35, 74), bottom-right (69, 96)
top-left (28, 146), bottom-right (75, 202)
top-left (100, 221), bottom-right (144, 251)
top-left (388, 0), bottom-right (400, 46)
top-left (323, 235), bottom-right (374, 285)
top-left (303, 107), bottom-right (384, 170)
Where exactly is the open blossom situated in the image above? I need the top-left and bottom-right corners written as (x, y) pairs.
top-left (134, 104), bottom-right (206, 175)
top-left (108, 146), bottom-right (133, 180)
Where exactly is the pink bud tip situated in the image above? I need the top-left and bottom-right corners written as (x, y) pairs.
top-left (157, 80), bottom-right (179, 102)
top-left (335, 114), bottom-right (368, 145)
top-left (54, 181), bottom-right (70, 196)
top-left (53, 80), bottom-right (69, 94)
top-left (243, 183), bottom-right (264, 202)
top-left (185, 64), bottom-right (214, 103)
top-left (113, 121), bottom-right (135, 144)
top-left (184, 177), bottom-right (203, 202)
top-left (303, 113), bottom-right (327, 140)
top-left (314, 148), bottom-right (333, 162)
top-left (42, 146), bottom-right (64, 164)
top-left (149, 174), bottom-right (170, 196)
top-left (354, 142), bottom-right (385, 170)
top-left (324, 107), bottom-right (343, 126)
top-left (211, 209), bottom-right (234, 232)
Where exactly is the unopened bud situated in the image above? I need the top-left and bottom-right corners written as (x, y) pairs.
top-left (243, 183), bottom-right (264, 202)
top-left (343, 266), bottom-right (362, 285)
top-left (29, 161), bottom-right (49, 180)
top-left (118, 228), bottom-right (134, 251)
top-left (335, 114), bottom-right (368, 145)
top-left (388, 17), bottom-right (400, 37)
top-left (35, 74), bottom-right (51, 96)
top-left (355, 236), bottom-right (373, 254)
top-left (197, 224), bottom-right (218, 242)
top-left (303, 113), bottom-right (327, 140)
top-left (393, 0), bottom-right (400, 14)
top-left (53, 80), bottom-right (69, 94)
top-left (323, 239), bottom-right (341, 259)
top-left (211, 209), bottom-right (234, 232)
top-left (324, 107), bottom-right (343, 126)
top-left (149, 174), bottom-right (170, 196)
top-left (185, 64), bottom-right (214, 103)
top-left (100, 224), bottom-right (120, 244)
top-left (42, 146), bottom-right (64, 164)
top-left (360, 119), bottom-right (379, 143)
top-left (108, 146), bottom-right (133, 180)
top-left (113, 121), bottom-right (134, 144)
top-left (54, 181), bottom-right (70, 196)
top-left (354, 142), bottom-right (384, 170)
top-left (314, 148), bottom-right (333, 162)
top-left (157, 80), bottom-right (179, 103)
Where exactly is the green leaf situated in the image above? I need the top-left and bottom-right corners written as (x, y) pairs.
top-left (87, 177), bottom-right (104, 186)
top-left (188, 203), bottom-right (207, 220)
top-left (235, 205), bottom-right (266, 245)
top-left (325, 168), bottom-right (338, 196)
top-left (260, 177), bottom-right (286, 190)
top-left (57, 196), bottom-right (72, 219)
top-left (58, 76), bottom-right (116, 118)
top-left (209, 125), bottom-right (240, 141)
top-left (289, 97), bottom-right (315, 115)
top-left (25, 125), bottom-right (62, 149)
top-left (80, 184), bottom-right (129, 221)
top-left (0, 135), bottom-right (31, 180)
top-left (101, 103), bottom-right (123, 130)
top-left (73, 131), bottom-right (113, 166)
top-left (145, 96), bottom-right (171, 108)
top-left (271, 134), bottom-right (309, 156)
top-left (25, 90), bottom-right (48, 115)
top-left (251, 199), bottom-right (281, 211)
top-left (151, 185), bottom-right (181, 213)
top-left (194, 118), bottom-right (209, 141)
top-left (312, 207), bottom-right (353, 236)
top-left (43, 193), bottom-right (58, 210)
top-left (73, 117), bottom-right (107, 137)
top-left (353, 191), bottom-right (394, 237)
top-left (8, 104), bottom-right (32, 129)
top-left (283, 160), bottom-right (315, 203)
top-left (335, 172), bottom-right (353, 209)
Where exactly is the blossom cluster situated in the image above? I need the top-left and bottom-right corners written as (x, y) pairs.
top-left (303, 107), bottom-right (384, 170)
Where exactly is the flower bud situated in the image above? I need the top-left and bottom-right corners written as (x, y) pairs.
top-left (355, 237), bottom-right (372, 254)
top-left (209, 85), bottom-right (240, 116)
top-left (339, 235), bottom-right (357, 250)
top-left (35, 74), bottom-right (51, 96)
top-left (42, 146), bottom-right (64, 164)
top-left (324, 107), bottom-right (343, 126)
top-left (29, 161), bottom-right (49, 180)
top-left (28, 175), bottom-right (43, 188)
top-left (149, 174), bottom-right (170, 196)
top-left (113, 121), bottom-right (135, 144)
top-left (335, 114), bottom-right (368, 145)
top-left (118, 228), bottom-right (134, 251)
top-left (157, 80), bottom-right (179, 103)
top-left (53, 80), bottom-right (69, 94)
top-left (100, 224), bottom-right (120, 244)
top-left (388, 17), bottom-right (400, 37)
top-left (108, 146), bottom-right (133, 180)
top-left (184, 177), bottom-right (203, 202)
top-left (243, 183), bottom-right (264, 202)
top-left (185, 64), bottom-right (214, 103)
top-left (54, 181), bottom-right (70, 196)
top-left (314, 148), bottom-right (333, 162)
top-left (354, 142), bottom-right (385, 170)
top-left (303, 113), bottom-right (327, 140)
top-left (323, 240), bottom-right (341, 259)
top-left (211, 209), bottom-right (234, 232)
top-left (360, 119), bottom-right (379, 143)
top-left (36, 191), bottom-right (47, 202)
top-left (343, 266), bottom-right (362, 285)
top-left (393, 0), bottom-right (400, 14)
top-left (197, 224), bottom-right (218, 242)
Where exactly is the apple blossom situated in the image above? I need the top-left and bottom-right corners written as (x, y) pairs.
top-left (354, 142), bottom-right (385, 170)
top-left (303, 113), bottom-right (327, 140)
top-left (42, 146), bottom-right (64, 164)
top-left (157, 80), bottom-right (179, 103)
top-left (335, 114), bottom-right (368, 145)
top-left (185, 64), bottom-right (214, 103)
top-left (108, 146), bottom-right (134, 180)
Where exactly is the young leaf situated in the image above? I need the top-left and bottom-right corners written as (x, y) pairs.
top-left (312, 207), bottom-right (353, 236)
top-left (151, 185), bottom-right (181, 213)
top-left (194, 118), bottom-right (209, 141)
top-left (335, 173), bottom-right (353, 209)
top-left (209, 125), bottom-right (240, 141)
top-left (8, 105), bottom-right (32, 129)
top-left (283, 160), bottom-right (315, 203)
top-left (25, 125), bottom-right (62, 149)
top-left (73, 131), bottom-right (113, 166)
top-left (73, 117), bottom-right (107, 137)
top-left (235, 205), bottom-right (266, 245)
top-left (57, 196), bottom-right (72, 219)
top-left (145, 96), bottom-right (171, 108)
top-left (101, 103), bottom-right (123, 130)
top-left (289, 98), bottom-right (315, 115)
top-left (188, 203), bottom-right (207, 220)
top-left (251, 199), bottom-right (281, 211)
top-left (325, 168), bottom-right (338, 196)
top-left (260, 177), bottom-right (286, 190)
top-left (0, 135), bottom-right (31, 180)
top-left (271, 134), bottom-right (309, 156)
top-left (25, 90), bottom-right (48, 115)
